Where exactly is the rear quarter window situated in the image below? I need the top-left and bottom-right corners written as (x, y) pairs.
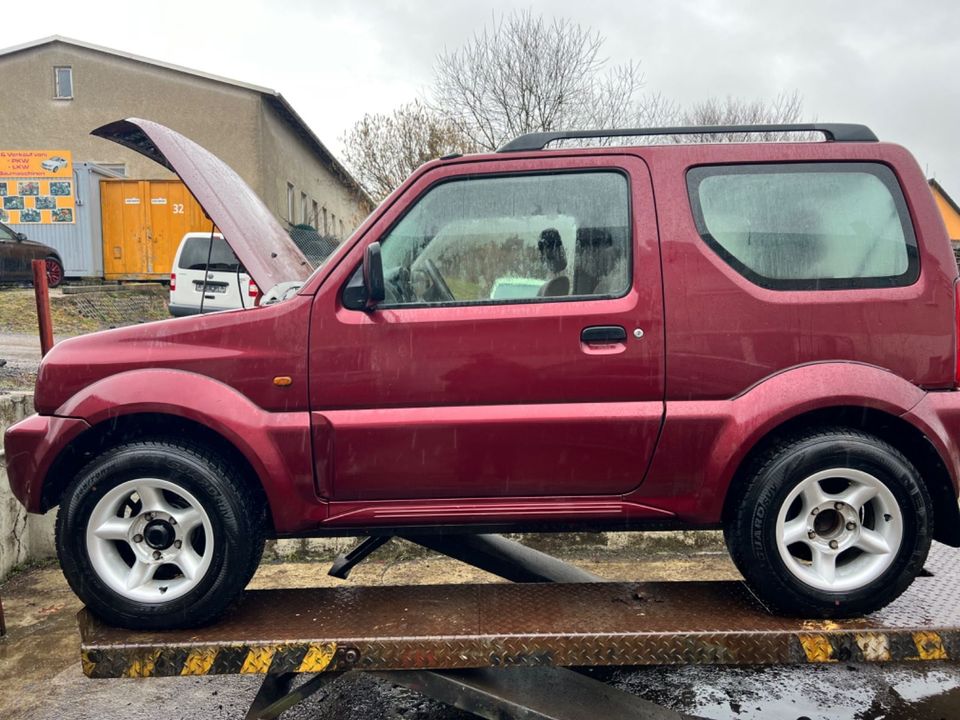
top-left (178, 237), bottom-right (241, 272)
top-left (686, 163), bottom-right (918, 290)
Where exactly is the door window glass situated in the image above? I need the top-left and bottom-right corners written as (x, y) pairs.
top-left (377, 172), bottom-right (631, 306)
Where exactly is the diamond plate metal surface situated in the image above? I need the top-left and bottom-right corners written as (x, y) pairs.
top-left (79, 544), bottom-right (960, 677)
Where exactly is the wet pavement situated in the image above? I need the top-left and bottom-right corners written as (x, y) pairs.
top-left (2, 550), bottom-right (960, 719)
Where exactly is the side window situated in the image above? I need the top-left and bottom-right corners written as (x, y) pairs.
top-left (376, 172), bottom-right (631, 306)
top-left (687, 163), bottom-right (918, 290)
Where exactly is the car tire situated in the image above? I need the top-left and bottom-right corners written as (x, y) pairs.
top-left (56, 439), bottom-right (265, 629)
top-left (44, 256), bottom-right (64, 288)
top-left (725, 427), bottom-right (932, 617)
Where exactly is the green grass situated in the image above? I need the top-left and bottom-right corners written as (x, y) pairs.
top-left (0, 288), bottom-right (100, 335)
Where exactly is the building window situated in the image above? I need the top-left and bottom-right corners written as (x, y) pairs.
top-left (98, 163), bottom-right (127, 177)
top-left (322, 207), bottom-right (328, 235)
top-left (339, 219), bottom-right (344, 238)
top-left (286, 183), bottom-right (295, 222)
top-left (54, 66), bottom-right (73, 99)
top-left (300, 192), bottom-right (308, 224)
top-left (331, 213), bottom-right (337, 237)
top-left (312, 200), bottom-right (319, 229)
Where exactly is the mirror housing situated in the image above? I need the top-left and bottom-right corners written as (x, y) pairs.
top-left (362, 242), bottom-right (386, 308)
top-left (15, 233), bottom-right (26, 242)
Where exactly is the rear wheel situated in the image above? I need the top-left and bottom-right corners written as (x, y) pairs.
top-left (56, 439), bottom-right (265, 629)
top-left (725, 428), bottom-right (932, 617)
top-left (44, 256), bottom-right (63, 288)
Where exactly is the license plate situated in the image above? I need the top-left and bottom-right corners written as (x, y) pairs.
top-left (194, 281), bottom-right (227, 294)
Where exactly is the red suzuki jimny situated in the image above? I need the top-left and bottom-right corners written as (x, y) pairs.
top-left (5, 119), bottom-right (960, 629)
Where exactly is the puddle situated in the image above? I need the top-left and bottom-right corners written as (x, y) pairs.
top-left (606, 663), bottom-right (960, 719)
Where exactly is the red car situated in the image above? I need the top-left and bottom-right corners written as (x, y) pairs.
top-left (5, 119), bottom-right (960, 629)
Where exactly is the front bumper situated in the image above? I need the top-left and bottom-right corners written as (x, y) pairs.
top-left (3, 413), bottom-right (90, 512)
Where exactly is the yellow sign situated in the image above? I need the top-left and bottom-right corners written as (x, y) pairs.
top-left (0, 150), bottom-right (75, 224)
top-left (0, 150), bottom-right (72, 178)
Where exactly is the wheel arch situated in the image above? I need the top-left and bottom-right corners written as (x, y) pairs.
top-left (721, 405), bottom-right (960, 547)
top-left (35, 368), bottom-right (319, 533)
top-left (41, 412), bottom-right (275, 534)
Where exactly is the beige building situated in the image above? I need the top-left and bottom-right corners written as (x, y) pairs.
top-left (0, 36), bottom-right (371, 238)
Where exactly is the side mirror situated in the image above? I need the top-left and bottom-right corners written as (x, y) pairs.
top-left (362, 242), bottom-right (385, 308)
top-left (15, 233), bottom-right (26, 242)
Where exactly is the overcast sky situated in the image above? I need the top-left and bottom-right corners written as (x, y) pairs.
top-left (4, 0), bottom-right (959, 193)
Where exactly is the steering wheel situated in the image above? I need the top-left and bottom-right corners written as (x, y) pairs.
top-left (424, 258), bottom-right (455, 302)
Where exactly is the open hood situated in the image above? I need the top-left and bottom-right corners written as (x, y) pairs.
top-left (92, 118), bottom-right (311, 291)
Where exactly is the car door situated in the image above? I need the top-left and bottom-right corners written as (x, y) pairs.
top-left (308, 155), bottom-right (664, 501)
top-left (16, 240), bottom-right (41, 281)
top-left (0, 223), bottom-right (22, 282)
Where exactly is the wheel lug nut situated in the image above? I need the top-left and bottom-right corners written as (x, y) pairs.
top-left (846, 522), bottom-right (856, 531)
top-left (169, 518), bottom-right (177, 525)
top-left (174, 540), bottom-right (182, 549)
top-left (808, 530), bottom-right (816, 539)
top-left (834, 502), bottom-right (844, 511)
top-left (811, 508), bottom-right (820, 515)
top-left (152, 550), bottom-right (162, 560)
top-left (132, 534), bottom-right (143, 543)
top-left (829, 540), bottom-right (839, 550)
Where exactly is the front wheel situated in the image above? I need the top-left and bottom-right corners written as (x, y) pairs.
top-left (56, 439), bottom-right (265, 629)
top-left (726, 428), bottom-right (932, 617)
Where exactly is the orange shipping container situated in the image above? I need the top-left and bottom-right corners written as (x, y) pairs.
top-left (100, 180), bottom-right (213, 280)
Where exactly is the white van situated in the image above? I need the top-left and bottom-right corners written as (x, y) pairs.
top-left (169, 232), bottom-right (258, 316)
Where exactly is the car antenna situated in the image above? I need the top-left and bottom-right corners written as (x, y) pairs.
top-left (199, 222), bottom-right (216, 315)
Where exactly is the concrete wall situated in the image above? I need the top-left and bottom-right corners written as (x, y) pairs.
top-left (1, 43), bottom-right (261, 188)
top-left (0, 393), bottom-right (55, 582)
top-left (258, 99), bottom-right (369, 236)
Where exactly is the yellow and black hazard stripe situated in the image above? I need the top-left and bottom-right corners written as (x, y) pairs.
top-left (797, 630), bottom-right (953, 663)
top-left (80, 629), bottom-right (960, 678)
top-left (81, 642), bottom-right (338, 679)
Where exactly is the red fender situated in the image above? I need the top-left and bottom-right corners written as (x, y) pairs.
top-left (635, 362), bottom-right (931, 521)
top-left (54, 368), bottom-right (319, 532)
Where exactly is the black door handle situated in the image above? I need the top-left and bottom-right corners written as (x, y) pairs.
top-left (580, 325), bottom-right (627, 343)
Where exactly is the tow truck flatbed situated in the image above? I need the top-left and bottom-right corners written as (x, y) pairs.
top-left (80, 543), bottom-right (959, 679)
top-left (75, 536), bottom-right (960, 719)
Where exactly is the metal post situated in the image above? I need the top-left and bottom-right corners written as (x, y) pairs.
top-left (31, 259), bottom-right (54, 356)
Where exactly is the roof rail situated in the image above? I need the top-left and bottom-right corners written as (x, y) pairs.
top-left (497, 123), bottom-right (878, 153)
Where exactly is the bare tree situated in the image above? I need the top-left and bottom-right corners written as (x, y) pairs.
top-left (341, 100), bottom-right (476, 202)
top-left (341, 12), bottom-right (809, 199)
top-left (432, 10), bottom-right (654, 151)
top-left (677, 91), bottom-right (808, 142)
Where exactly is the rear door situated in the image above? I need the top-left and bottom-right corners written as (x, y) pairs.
top-left (174, 235), bottom-right (252, 312)
top-left (309, 154), bottom-right (664, 500)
